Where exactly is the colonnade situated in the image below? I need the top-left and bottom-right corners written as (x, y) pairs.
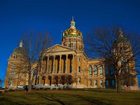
top-left (42, 54), bottom-right (75, 74)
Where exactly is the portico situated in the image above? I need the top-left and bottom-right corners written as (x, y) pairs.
top-left (40, 45), bottom-right (77, 85)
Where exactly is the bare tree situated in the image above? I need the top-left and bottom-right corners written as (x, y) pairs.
top-left (86, 27), bottom-right (140, 92)
top-left (0, 79), bottom-right (2, 88)
top-left (21, 32), bottom-right (52, 91)
top-left (5, 52), bottom-right (29, 89)
top-left (66, 75), bottom-right (73, 85)
top-left (53, 75), bottom-right (59, 86)
top-left (60, 75), bottom-right (66, 85)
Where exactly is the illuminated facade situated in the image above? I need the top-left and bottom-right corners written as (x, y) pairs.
top-left (5, 41), bottom-right (28, 89)
top-left (105, 30), bottom-right (138, 90)
top-left (5, 19), bottom-right (138, 90)
top-left (39, 19), bottom-right (105, 88)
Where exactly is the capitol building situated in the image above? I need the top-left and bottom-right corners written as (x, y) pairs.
top-left (5, 18), bottom-right (138, 89)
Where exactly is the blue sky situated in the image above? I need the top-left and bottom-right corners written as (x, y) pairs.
top-left (0, 0), bottom-right (140, 85)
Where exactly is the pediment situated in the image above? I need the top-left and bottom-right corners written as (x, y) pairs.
top-left (46, 44), bottom-right (74, 53)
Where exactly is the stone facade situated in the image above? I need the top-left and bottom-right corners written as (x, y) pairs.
top-left (5, 19), bottom-right (138, 90)
top-left (105, 30), bottom-right (138, 90)
top-left (5, 41), bottom-right (29, 89)
top-left (37, 19), bottom-right (105, 88)
top-left (38, 45), bottom-right (105, 88)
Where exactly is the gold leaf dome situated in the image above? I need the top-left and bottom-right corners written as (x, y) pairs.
top-left (63, 18), bottom-right (82, 37)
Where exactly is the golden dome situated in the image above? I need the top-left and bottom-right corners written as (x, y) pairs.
top-left (63, 18), bottom-right (82, 37)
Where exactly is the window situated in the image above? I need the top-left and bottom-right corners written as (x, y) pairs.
top-left (99, 66), bottom-right (103, 75)
top-left (90, 80), bottom-right (92, 86)
top-left (100, 80), bottom-right (103, 87)
top-left (105, 69), bottom-right (109, 75)
top-left (10, 69), bottom-right (15, 77)
top-left (78, 66), bottom-right (81, 72)
top-left (13, 55), bottom-right (17, 59)
top-left (70, 43), bottom-right (73, 48)
top-left (106, 80), bottom-right (109, 87)
top-left (68, 43), bottom-right (71, 47)
top-left (8, 79), bottom-right (13, 86)
top-left (73, 43), bottom-right (76, 49)
top-left (78, 57), bottom-right (80, 62)
top-left (70, 65), bottom-right (72, 73)
top-left (94, 80), bottom-right (98, 88)
top-left (110, 69), bottom-right (114, 75)
top-left (111, 80), bottom-right (115, 87)
top-left (110, 66), bottom-right (114, 75)
top-left (88, 65), bottom-right (92, 76)
top-left (125, 63), bottom-right (129, 72)
top-left (78, 78), bottom-right (81, 84)
top-left (10, 71), bottom-right (15, 76)
top-left (94, 66), bottom-right (98, 75)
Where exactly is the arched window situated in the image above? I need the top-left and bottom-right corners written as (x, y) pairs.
top-left (10, 69), bottom-right (15, 77)
top-left (90, 80), bottom-right (92, 86)
top-left (68, 43), bottom-right (71, 47)
top-left (88, 65), bottom-right (92, 76)
top-left (111, 80), bottom-right (115, 87)
top-left (99, 66), bottom-right (103, 75)
top-left (78, 77), bottom-right (81, 84)
top-left (73, 43), bottom-right (76, 49)
top-left (70, 43), bottom-right (73, 48)
top-left (94, 65), bottom-right (98, 75)
top-left (110, 67), bottom-right (114, 75)
top-left (8, 79), bottom-right (13, 86)
top-left (106, 80), bottom-right (109, 87)
top-left (94, 80), bottom-right (98, 88)
top-left (13, 55), bottom-right (17, 59)
top-left (125, 63), bottom-right (129, 73)
top-left (78, 57), bottom-right (80, 62)
top-left (105, 69), bottom-right (109, 75)
top-left (78, 66), bottom-right (81, 72)
top-left (100, 80), bottom-right (103, 87)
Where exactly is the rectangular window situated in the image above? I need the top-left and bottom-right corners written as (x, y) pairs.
top-left (70, 65), bottom-right (72, 73)
top-left (78, 66), bottom-right (81, 72)
top-left (105, 68), bottom-right (109, 75)
top-left (74, 43), bottom-right (76, 49)
top-left (94, 80), bottom-right (98, 88)
top-left (111, 80), bottom-right (115, 87)
top-left (68, 44), bottom-right (71, 47)
top-left (106, 80), bottom-right (109, 88)
top-left (94, 66), bottom-right (98, 75)
top-left (99, 66), bottom-right (103, 75)
top-left (100, 80), bottom-right (103, 87)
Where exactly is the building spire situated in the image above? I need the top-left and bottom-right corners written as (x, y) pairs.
top-left (70, 16), bottom-right (75, 28)
top-left (118, 28), bottom-right (124, 37)
top-left (19, 40), bottom-right (23, 48)
top-left (72, 16), bottom-right (74, 21)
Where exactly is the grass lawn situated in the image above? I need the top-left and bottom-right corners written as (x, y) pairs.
top-left (0, 89), bottom-right (140, 105)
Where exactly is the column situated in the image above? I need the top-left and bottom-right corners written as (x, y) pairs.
top-left (47, 56), bottom-right (49, 74)
top-left (72, 54), bottom-right (75, 73)
top-left (97, 65), bottom-right (100, 76)
top-left (50, 56), bottom-right (53, 73)
top-left (77, 56), bottom-right (79, 73)
top-left (49, 56), bottom-right (51, 73)
top-left (55, 56), bottom-right (58, 73)
top-left (62, 56), bottom-right (64, 73)
top-left (66, 54), bottom-right (68, 73)
top-left (53, 55), bottom-right (55, 73)
top-left (45, 57), bottom-right (47, 73)
top-left (59, 55), bottom-right (62, 73)
top-left (56, 56), bottom-right (58, 73)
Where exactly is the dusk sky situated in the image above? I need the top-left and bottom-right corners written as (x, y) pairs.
top-left (0, 0), bottom-right (140, 84)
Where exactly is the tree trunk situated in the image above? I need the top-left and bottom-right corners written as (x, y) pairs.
top-left (116, 77), bottom-right (121, 93)
top-left (28, 64), bottom-right (32, 91)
